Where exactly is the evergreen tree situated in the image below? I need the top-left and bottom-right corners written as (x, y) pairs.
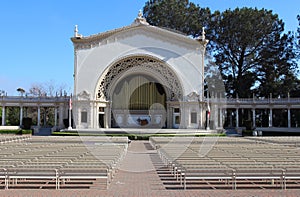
top-left (297, 15), bottom-right (300, 58)
top-left (143, 1), bottom-right (298, 98)
top-left (256, 31), bottom-right (298, 98)
top-left (209, 8), bottom-right (298, 98)
top-left (143, 0), bottom-right (210, 37)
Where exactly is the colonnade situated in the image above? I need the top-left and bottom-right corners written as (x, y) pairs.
top-left (1, 96), bottom-right (300, 130)
top-left (211, 97), bottom-right (300, 129)
top-left (0, 96), bottom-right (69, 128)
top-left (222, 108), bottom-right (298, 128)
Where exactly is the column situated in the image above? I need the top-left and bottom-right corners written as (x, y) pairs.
top-left (54, 107), bottom-right (58, 127)
top-left (229, 110), bottom-right (232, 127)
top-left (213, 104), bottom-right (217, 129)
top-left (171, 106), bottom-right (175, 129)
top-left (269, 108), bottom-right (273, 127)
top-left (219, 108), bottom-right (223, 128)
top-left (236, 108), bottom-right (239, 128)
top-left (93, 102), bottom-right (97, 129)
top-left (181, 102), bottom-right (186, 129)
top-left (20, 106), bottom-right (23, 126)
top-left (104, 105), bottom-right (108, 128)
top-left (252, 109), bottom-right (256, 128)
top-left (37, 106), bottom-right (41, 127)
top-left (107, 102), bottom-right (111, 128)
top-left (94, 102), bottom-right (98, 129)
top-left (200, 105), bottom-right (203, 129)
top-left (59, 104), bottom-right (64, 128)
top-left (288, 108), bottom-right (291, 128)
top-left (166, 103), bottom-right (171, 129)
top-left (2, 106), bottom-right (5, 126)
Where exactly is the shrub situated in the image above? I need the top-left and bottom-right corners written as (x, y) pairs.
top-left (0, 130), bottom-right (32, 135)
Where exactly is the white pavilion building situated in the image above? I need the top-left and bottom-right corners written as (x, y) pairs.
top-left (71, 12), bottom-right (209, 129)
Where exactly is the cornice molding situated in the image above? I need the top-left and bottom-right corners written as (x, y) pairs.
top-left (71, 24), bottom-right (205, 51)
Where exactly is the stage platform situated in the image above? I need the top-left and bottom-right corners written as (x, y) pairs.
top-left (60, 128), bottom-right (220, 135)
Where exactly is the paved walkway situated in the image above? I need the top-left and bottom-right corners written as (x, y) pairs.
top-left (1, 141), bottom-right (300, 196)
top-left (107, 141), bottom-right (166, 196)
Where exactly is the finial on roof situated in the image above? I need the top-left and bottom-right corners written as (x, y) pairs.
top-left (201, 27), bottom-right (206, 41)
top-left (132, 10), bottom-right (149, 25)
top-left (196, 26), bottom-right (209, 45)
top-left (138, 10), bottom-right (143, 18)
top-left (74, 25), bottom-right (83, 38)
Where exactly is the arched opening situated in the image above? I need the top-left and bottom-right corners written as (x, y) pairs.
top-left (96, 55), bottom-right (184, 129)
top-left (111, 74), bottom-right (166, 128)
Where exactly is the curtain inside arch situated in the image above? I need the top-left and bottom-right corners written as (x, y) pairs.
top-left (112, 75), bottom-right (166, 111)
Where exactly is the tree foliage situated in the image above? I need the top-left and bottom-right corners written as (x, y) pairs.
top-left (6, 107), bottom-right (20, 126)
top-left (143, 0), bottom-right (210, 37)
top-left (143, 1), bottom-right (299, 98)
top-left (209, 8), bottom-right (298, 98)
top-left (296, 15), bottom-right (300, 60)
top-left (298, 15), bottom-right (300, 43)
top-left (27, 80), bottom-right (67, 97)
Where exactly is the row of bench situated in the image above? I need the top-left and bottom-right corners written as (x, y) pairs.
top-left (0, 136), bottom-right (128, 189)
top-left (0, 167), bottom-right (109, 189)
top-left (150, 137), bottom-right (300, 190)
top-left (0, 135), bottom-right (31, 144)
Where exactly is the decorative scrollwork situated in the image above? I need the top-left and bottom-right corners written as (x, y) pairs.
top-left (97, 56), bottom-right (183, 101)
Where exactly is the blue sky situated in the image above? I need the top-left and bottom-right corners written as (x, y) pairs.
top-left (0, 0), bottom-right (299, 96)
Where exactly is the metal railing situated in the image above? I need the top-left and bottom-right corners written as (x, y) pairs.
top-left (207, 97), bottom-right (300, 106)
top-left (2, 95), bottom-right (300, 107)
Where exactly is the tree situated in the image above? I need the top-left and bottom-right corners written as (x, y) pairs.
top-left (256, 31), bottom-right (298, 98)
top-left (25, 80), bottom-right (68, 126)
top-left (297, 15), bottom-right (300, 58)
top-left (17, 88), bottom-right (25, 96)
top-left (0, 90), bottom-right (6, 96)
top-left (143, 0), bottom-right (223, 96)
top-left (208, 8), bottom-right (298, 98)
top-left (290, 15), bottom-right (300, 98)
top-left (6, 107), bottom-right (20, 126)
top-left (143, 0), bottom-right (210, 37)
top-left (28, 80), bottom-right (67, 97)
top-left (143, 2), bottom-right (298, 98)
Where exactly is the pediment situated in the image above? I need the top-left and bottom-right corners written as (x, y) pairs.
top-left (187, 91), bottom-right (200, 101)
top-left (71, 22), bottom-right (202, 51)
top-left (77, 90), bottom-right (90, 100)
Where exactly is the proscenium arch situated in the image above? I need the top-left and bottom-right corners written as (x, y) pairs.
top-left (96, 55), bottom-right (184, 102)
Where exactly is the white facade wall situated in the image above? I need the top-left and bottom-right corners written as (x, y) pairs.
top-left (72, 19), bottom-right (208, 129)
top-left (74, 31), bottom-right (204, 99)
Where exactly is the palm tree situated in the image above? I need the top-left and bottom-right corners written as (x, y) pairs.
top-left (17, 88), bottom-right (25, 96)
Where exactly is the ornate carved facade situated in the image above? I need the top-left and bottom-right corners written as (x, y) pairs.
top-left (97, 56), bottom-right (183, 102)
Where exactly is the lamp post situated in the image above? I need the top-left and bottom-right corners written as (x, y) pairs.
top-left (206, 94), bottom-right (210, 130)
top-left (197, 27), bottom-right (209, 130)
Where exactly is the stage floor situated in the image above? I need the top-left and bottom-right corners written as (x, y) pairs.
top-left (61, 128), bottom-right (219, 135)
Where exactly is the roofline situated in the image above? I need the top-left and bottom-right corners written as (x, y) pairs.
top-left (71, 23), bottom-right (206, 47)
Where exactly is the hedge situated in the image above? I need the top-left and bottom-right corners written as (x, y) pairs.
top-left (0, 130), bottom-right (32, 135)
